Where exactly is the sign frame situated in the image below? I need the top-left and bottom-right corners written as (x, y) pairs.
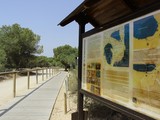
top-left (80, 4), bottom-right (160, 120)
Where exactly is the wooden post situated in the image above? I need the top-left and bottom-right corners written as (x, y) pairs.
top-left (52, 68), bottom-right (54, 76)
top-left (64, 93), bottom-right (67, 114)
top-left (50, 68), bottom-right (51, 77)
top-left (42, 69), bottom-right (44, 81)
top-left (54, 68), bottom-right (56, 74)
top-left (76, 18), bottom-right (86, 120)
top-left (28, 71), bottom-right (30, 89)
top-left (46, 68), bottom-right (48, 79)
top-left (36, 70), bottom-right (38, 84)
top-left (13, 72), bottom-right (16, 97)
top-left (49, 68), bottom-right (51, 77)
top-left (57, 68), bottom-right (58, 74)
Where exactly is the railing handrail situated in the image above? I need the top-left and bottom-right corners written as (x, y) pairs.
top-left (0, 67), bottom-right (58, 75)
top-left (0, 71), bottom-right (18, 75)
top-left (0, 67), bottom-right (60, 98)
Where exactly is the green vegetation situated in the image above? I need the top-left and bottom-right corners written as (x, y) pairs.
top-left (0, 23), bottom-right (43, 70)
top-left (0, 23), bottom-right (78, 72)
top-left (27, 56), bottom-right (56, 68)
top-left (53, 45), bottom-right (78, 71)
top-left (67, 68), bottom-right (78, 111)
top-left (68, 69), bottom-right (78, 93)
top-left (84, 98), bottom-right (134, 120)
top-left (0, 48), bottom-right (6, 71)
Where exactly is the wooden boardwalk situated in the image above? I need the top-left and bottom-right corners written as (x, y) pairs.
top-left (0, 71), bottom-right (68, 120)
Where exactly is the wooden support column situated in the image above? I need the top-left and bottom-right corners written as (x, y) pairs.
top-left (76, 16), bottom-right (86, 120)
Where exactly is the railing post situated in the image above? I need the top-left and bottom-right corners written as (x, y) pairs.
top-left (28, 71), bottom-right (30, 89)
top-left (42, 69), bottom-right (44, 81)
top-left (52, 68), bottom-right (54, 76)
top-left (13, 72), bottom-right (16, 97)
top-left (56, 68), bottom-right (57, 74)
top-left (46, 68), bottom-right (48, 79)
top-left (49, 68), bottom-right (51, 77)
top-left (48, 68), bottom-right (50, 77)
top-left (64, 93), bottom-right (67, 114)
top-left (36, 70), bottom-right (38, 84)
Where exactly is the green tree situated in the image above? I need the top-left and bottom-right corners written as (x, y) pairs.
top-left (35, 56), bottom-right (50, 67)
top-left (0, 48), bottom-right (6, 71)
top-left (27, 56), bottom-right (56, 68)
top-left (47, 57), bottom-right (57, 67)
top-left (53, 45), bottom-right (78, 70)
top-left (0, 23), bottom-right (43, 69)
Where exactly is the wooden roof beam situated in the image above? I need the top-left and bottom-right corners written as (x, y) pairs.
top-left (123, 0), bottom-right (138, 11)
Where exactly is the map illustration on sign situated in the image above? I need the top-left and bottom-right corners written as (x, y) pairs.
top-left (133, 13), bottom-right (160, 111)
top-left (102, 24), bottom-right (130, 102)
top-left (104, 24), bottom-right (129, 67)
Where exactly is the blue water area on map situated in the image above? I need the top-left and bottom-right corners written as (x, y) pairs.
top-left (133, 64), bottom-right (156, 72)
top-left (124, 24), bottom-right (129, 50)
top-left (134, 16), bottom-right (158, 39)
top-left (111, 30), bottom-right (121, 41)
top-left (104, 43), bottom-right (113, 65)
top-left (104, 24), bottom-right (129, 67)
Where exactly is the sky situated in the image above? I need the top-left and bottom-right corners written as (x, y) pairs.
top-left (0, 0), bottom-right (85, 57)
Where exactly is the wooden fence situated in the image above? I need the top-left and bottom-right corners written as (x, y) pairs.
top-left (0, 67), bottom-right (60, 97)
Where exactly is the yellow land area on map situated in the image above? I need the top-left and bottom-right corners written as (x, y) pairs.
top-left (133, 13), bottom-right (160, 112)
top-left (102, 24), bottom-right (130, 102)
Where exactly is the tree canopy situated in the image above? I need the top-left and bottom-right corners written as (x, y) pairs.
top-left (53, 45), bottom-right (78, 70)
top-left (0, 23), bottom-right (43, 69)
top-left (0, 48), bottom-right (6, 71)
top-left (0, 24), bottom-right (78, 71)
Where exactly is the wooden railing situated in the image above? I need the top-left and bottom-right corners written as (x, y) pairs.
top-left (0, 67), bottom-right (60, 97)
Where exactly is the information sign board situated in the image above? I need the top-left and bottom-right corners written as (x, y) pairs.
top-left (82, 10), bottom-right (160, 120)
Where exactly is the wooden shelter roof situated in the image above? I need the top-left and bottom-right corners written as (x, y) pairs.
top-left (59, 0), bottom-right (160, 28)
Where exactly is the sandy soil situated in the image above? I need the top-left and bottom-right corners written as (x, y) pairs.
top-left (0, 70), bottom-right (53, 107)
top-left (0, 69), bottom-right (77, 120)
